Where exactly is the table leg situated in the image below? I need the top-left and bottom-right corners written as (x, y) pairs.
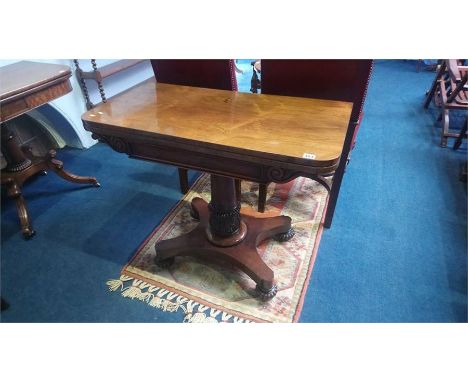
top-left (154, 174), bottom-right (295, 300)
top-left (3, 179), bottom-right (35, 238)
top-left (1, 132), bottom-right (99, 238)
top-left (46, 150), bottom-right (100, 186)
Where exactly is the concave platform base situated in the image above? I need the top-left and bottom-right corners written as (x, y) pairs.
top-left (154, 197), bottom-right (294, 301)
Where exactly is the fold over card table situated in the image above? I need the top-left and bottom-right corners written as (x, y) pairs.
top-left (1, 61), bottom-right (99, 238)
top-left (82, 79), bottom-right (352, 300)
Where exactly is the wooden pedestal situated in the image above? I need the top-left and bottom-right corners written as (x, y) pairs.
top-left (1, 124), bottom-right (99, 238)
top-left (154, 175), bottom-right (294, 300)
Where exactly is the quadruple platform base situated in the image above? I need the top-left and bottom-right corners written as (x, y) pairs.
top-left (154, 197), bottom-right (294, 300)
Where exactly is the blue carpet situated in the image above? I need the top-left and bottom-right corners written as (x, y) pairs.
top-left (1, 60), bottom-right (466, 322)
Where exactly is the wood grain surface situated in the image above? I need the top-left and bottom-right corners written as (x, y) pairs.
top-left (0, 61), bottom-right (71, 102)
top-left (82, 79), bottom-right (353, 166)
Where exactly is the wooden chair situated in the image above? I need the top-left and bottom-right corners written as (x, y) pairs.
top-left (453, 116), bottom-right (467, 151)
top-left (454, 116), bottom-right (467, 183)
top-left (258, 60), bottom-right (373, 227)
top-left (150, 60), bottom-right (238, 194)
top-left (424, 59), bottom-right (468, 147)
top-left (74, 59), bottom-right (147, 110)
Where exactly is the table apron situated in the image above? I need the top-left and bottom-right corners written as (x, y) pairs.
top-left (0, 79), bottom-right (72, 123)
top-left (90, 130), bottom-right (338, 184)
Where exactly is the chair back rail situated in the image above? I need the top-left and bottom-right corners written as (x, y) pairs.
top-left (259, 59), bottom-right (373, 227)
top-left (150, 60), bottom-right (237, 91)
top-left (149, 59), bottom-right (237, 195)
top-left (260, 60), bottom-right (373, 123)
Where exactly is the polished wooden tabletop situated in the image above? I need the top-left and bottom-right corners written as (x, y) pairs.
top-left (82, 79), bottom-right (353, 165)
top-left (0, 61), bottom-right (71, 102)
top-left (0, 61), bottom-right (72, 123)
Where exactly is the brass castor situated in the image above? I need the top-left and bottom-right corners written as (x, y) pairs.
top-left (256, 283), bottom-right (278, 301)
top-left (22, 228), bottom-right (36, 240)
top-left (273, 227), bottom-right (295, 242)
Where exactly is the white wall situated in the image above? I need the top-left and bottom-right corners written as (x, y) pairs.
top-left (0, 59), bottom-right (154, 148)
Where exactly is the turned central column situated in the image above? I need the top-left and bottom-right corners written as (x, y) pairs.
top-left (1, 123), bottom-right (32, 172)
top-left (206, 175), bottom-right (247, 246)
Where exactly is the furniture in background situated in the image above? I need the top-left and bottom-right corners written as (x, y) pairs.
top-left (416, 60), bottom-right (423, 72)
top-left (453, 116), bottom-right (467, 150)
top-left (74, 58), bottom-right (207, 190)
top-left (82, 79), bottom-right (352, 299)
top-left (0, 61), bottom-right (99, 238)
top-left (73, 59), bottom-right (147, 110)
top-left (454, 116), bottom-right (467, 183)
top-left (250, 60), bottom-right (261, 93)
top-left (416, 60), bottom-right (438, 73)
top-left (150, 59), bottom-right (237, 91)
top-left (424, 59), bottom-right (468, 147)
top-left (150, 60), bottom-right (238, 194)
top-left (256, 60), bottom-right (373, 228)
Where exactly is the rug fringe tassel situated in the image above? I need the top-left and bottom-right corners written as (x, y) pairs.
top-left (106, 277), bottom-right (252, 323)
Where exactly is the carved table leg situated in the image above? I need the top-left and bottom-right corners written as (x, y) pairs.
top-left (154, 175), bottom-right (294, 300)
top-left (3, 180), bottom-right (35, 239)
top-left (1, 124), bottom-right (35, 238)
top-left (46, 150), bottom-right (100, 187)
top-left (1, 124), bottom-right (99, 238)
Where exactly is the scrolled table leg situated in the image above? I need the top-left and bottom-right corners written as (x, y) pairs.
top-left (46, 149), bottom-right (100, 186)
top-left (6, 181), bottom-right (36, 239)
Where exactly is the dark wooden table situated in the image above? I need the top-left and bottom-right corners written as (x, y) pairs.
top-left (0, 61), bottom-right (99, 238)
top-left (82, 79), bottom-right (352, 300)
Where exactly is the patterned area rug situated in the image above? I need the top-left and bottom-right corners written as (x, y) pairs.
top-left (107, 174), bottom-right (328, 323)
